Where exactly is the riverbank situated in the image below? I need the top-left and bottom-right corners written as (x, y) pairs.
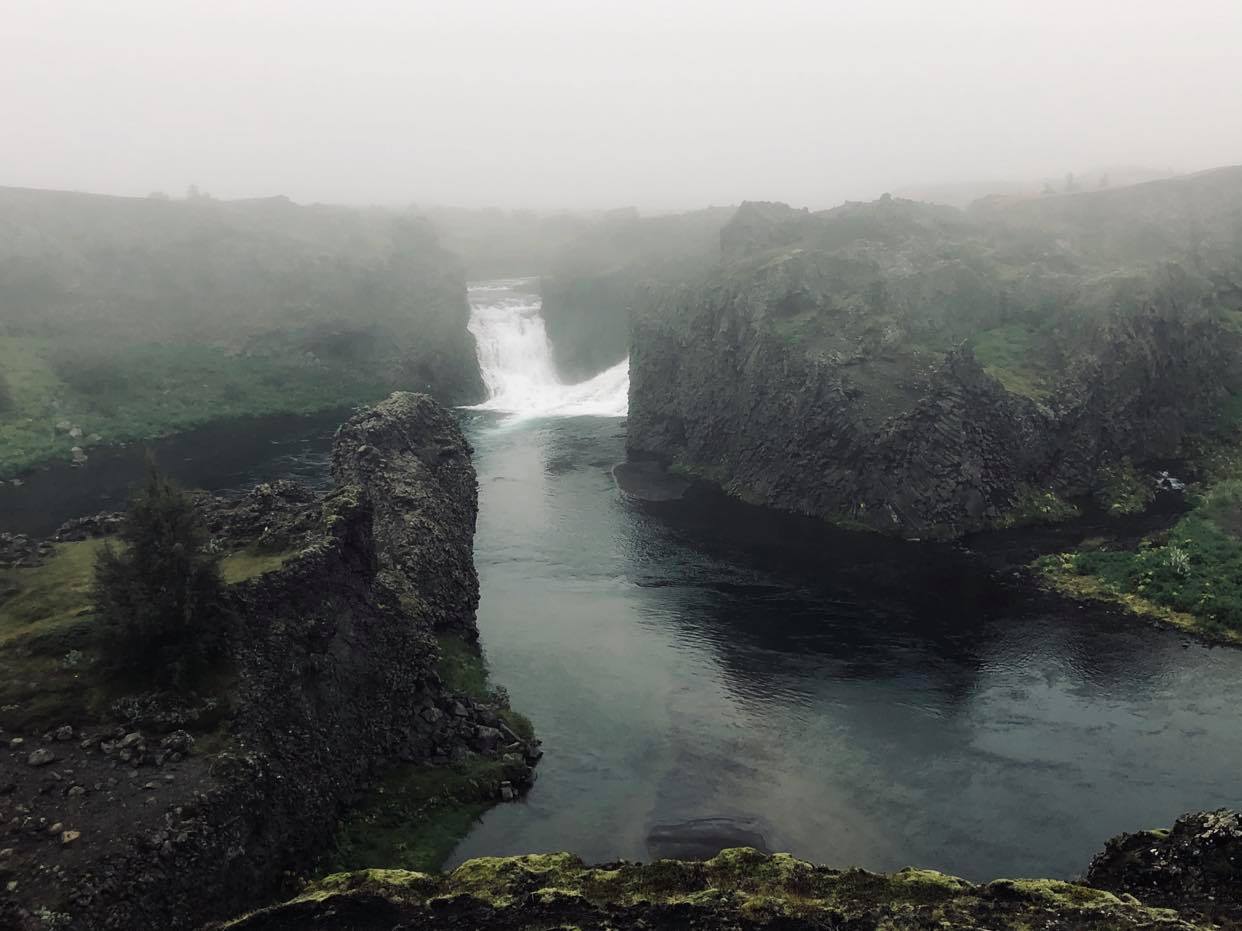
top-left (0, 337), bottom-right (396, 478)
top-left (1034, 431), bottom-right (1242, 646)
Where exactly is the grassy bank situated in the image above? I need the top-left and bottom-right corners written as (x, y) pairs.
top-left (1037, 430), bottom-right (1242, 643)
top-left (323, 635), bottom-right (534, 874)
top-left (0, 337), bottom-right (390, 477)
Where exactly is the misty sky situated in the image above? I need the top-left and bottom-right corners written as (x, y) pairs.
top-left (3, 1), bottom-right (1240, 210)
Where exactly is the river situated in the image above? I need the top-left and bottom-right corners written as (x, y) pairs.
top-left (3, 278), bottom-right (1240, 882)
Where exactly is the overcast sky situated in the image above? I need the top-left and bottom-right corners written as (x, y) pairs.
top-left (3, 1), bottom-right (1240, 210)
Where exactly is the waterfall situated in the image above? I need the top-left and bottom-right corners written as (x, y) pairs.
top-left (466, 278), bottom-right (629, 419)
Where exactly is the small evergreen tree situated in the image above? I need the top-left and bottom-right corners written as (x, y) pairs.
top-left (94, 456), bottom-right (225, 687)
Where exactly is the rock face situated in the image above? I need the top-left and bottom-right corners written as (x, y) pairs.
top-left (332, 393), bottom-right (481, 640)
top-left (0, 394), bottom-right (535, 931)
top-left (538, 207), bottom-right (734, 381)
top-left (219, 837), bottom-right (1226, 931)
top-left (1087, 809), bottom-right (1242, 926)
top-left (628, 170), bottom-right (1242, 538)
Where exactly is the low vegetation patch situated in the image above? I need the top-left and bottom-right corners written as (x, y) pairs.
top-left (971, 323), bottom-right (1053, 400)
top-left (0, 337), bottom-right (390, 476)
top-left (996, 484), bottom-right (1079, 528)
top-left (322, 757), bottom-right (529, 874)
top-left (1093, 459), bottom-right (1155, 516)
top-left (1038, 479), bottom-right (1242, 641)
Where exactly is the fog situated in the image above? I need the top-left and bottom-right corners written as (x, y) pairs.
top-left (3, 0), bottom-right (1241, 209)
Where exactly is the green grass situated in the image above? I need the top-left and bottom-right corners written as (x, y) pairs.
top-left (0, 539), bottom-right (109, 646)
top-left (436, 633), bottom-right (536, 742)
top-left (220, 546), bottom-right (300, 584)
top-left (0, 337), bottom-right (391, 477)
top-left (1038, 479), bottom-right (1242, 639)
top-left (971, 324), bottom-right (1052, 399)
top-left (435, 633), bottom-right (491, 698)
top-left (0, 536), bottom-right (293, 732)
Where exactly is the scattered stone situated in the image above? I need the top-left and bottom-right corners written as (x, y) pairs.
top-left (27, 748), bottom-right (57, 767)
top-left (61, 830), bottom-right (80, 846)
top-left (54, 725), bottom-right (74, 742)
top-left (70, 446), bottom-right (88, 466)
top-left (48, 822), bottom-right (64, 835)
top-left (159, 730), bottom-right (194, 755)
top-left (499, 782), bottom-right (516, 802)
top-left (66, 785), bottom-right (86, 798)
top-left (9, 737), bottom-right (23, 750)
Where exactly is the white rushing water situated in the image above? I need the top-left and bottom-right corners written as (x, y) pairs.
top-left (466, 278), bottom-right (629, 419)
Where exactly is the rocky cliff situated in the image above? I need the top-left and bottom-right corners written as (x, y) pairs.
top-left (219, 810), bottom-right (1241, 930)
top-left (538, 207), bottom-right (734, 381)
top-left (0, 394), bottom-right (537, 931)
top-left (628, 169), bottom-right (1242, 537)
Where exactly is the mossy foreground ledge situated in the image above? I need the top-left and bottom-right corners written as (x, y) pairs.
top-left (222, 810), bottom-right (1242, 930)
top-left (0, 393), bottom-right (539, 931)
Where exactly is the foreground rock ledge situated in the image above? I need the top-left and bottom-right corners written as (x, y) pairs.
top-left (219, 843), bottom-right (1222, 931)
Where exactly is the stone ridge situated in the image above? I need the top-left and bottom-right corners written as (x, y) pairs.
top-left (220, 844), bottom-right (1212, 930)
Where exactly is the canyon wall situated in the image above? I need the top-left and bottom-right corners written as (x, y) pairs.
top-left (628, 169), bottom-right (1242, 537)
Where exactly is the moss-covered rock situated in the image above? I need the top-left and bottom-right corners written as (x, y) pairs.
top-left (221, 845), bottom-right (1210, 930)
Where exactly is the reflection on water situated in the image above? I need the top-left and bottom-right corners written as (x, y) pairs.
top-left (451, 412), bottom-right (1242, 881)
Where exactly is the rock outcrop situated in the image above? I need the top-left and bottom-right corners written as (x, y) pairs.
top-left (628, 169), bottom-right (1242, 538)
top-left (0, 394), bottom-right (536, 930)
top-left (219, 823), bottom-right (1239, 931)
top-left (1087, 809), bottom-right (1242, 927)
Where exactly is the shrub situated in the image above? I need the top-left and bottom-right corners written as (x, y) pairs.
top-left (94, 457), bottom-right (226, 687)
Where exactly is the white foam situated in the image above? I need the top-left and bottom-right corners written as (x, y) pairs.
top-left (466, 278), bottom-right (629, 420)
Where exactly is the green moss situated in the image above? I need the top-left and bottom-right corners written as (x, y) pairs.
top-left (986, 878), bottom-right (1123, 908)
top-left (260, 849), bottom-right (1200, 930)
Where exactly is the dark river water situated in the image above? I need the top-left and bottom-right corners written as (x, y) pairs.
top-left (3, 408), bottom-right (1240, 882)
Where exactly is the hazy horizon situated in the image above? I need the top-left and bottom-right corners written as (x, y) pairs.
top-left (4, 1), bottom-right (1241, 211)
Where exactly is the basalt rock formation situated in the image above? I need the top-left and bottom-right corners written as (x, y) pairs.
top-left (0, 393), bottom-right (537, 931)
top-left (628, 168), bottom-right (1242, 538)
top-left (219, 815), bottom-right (1241, 930)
